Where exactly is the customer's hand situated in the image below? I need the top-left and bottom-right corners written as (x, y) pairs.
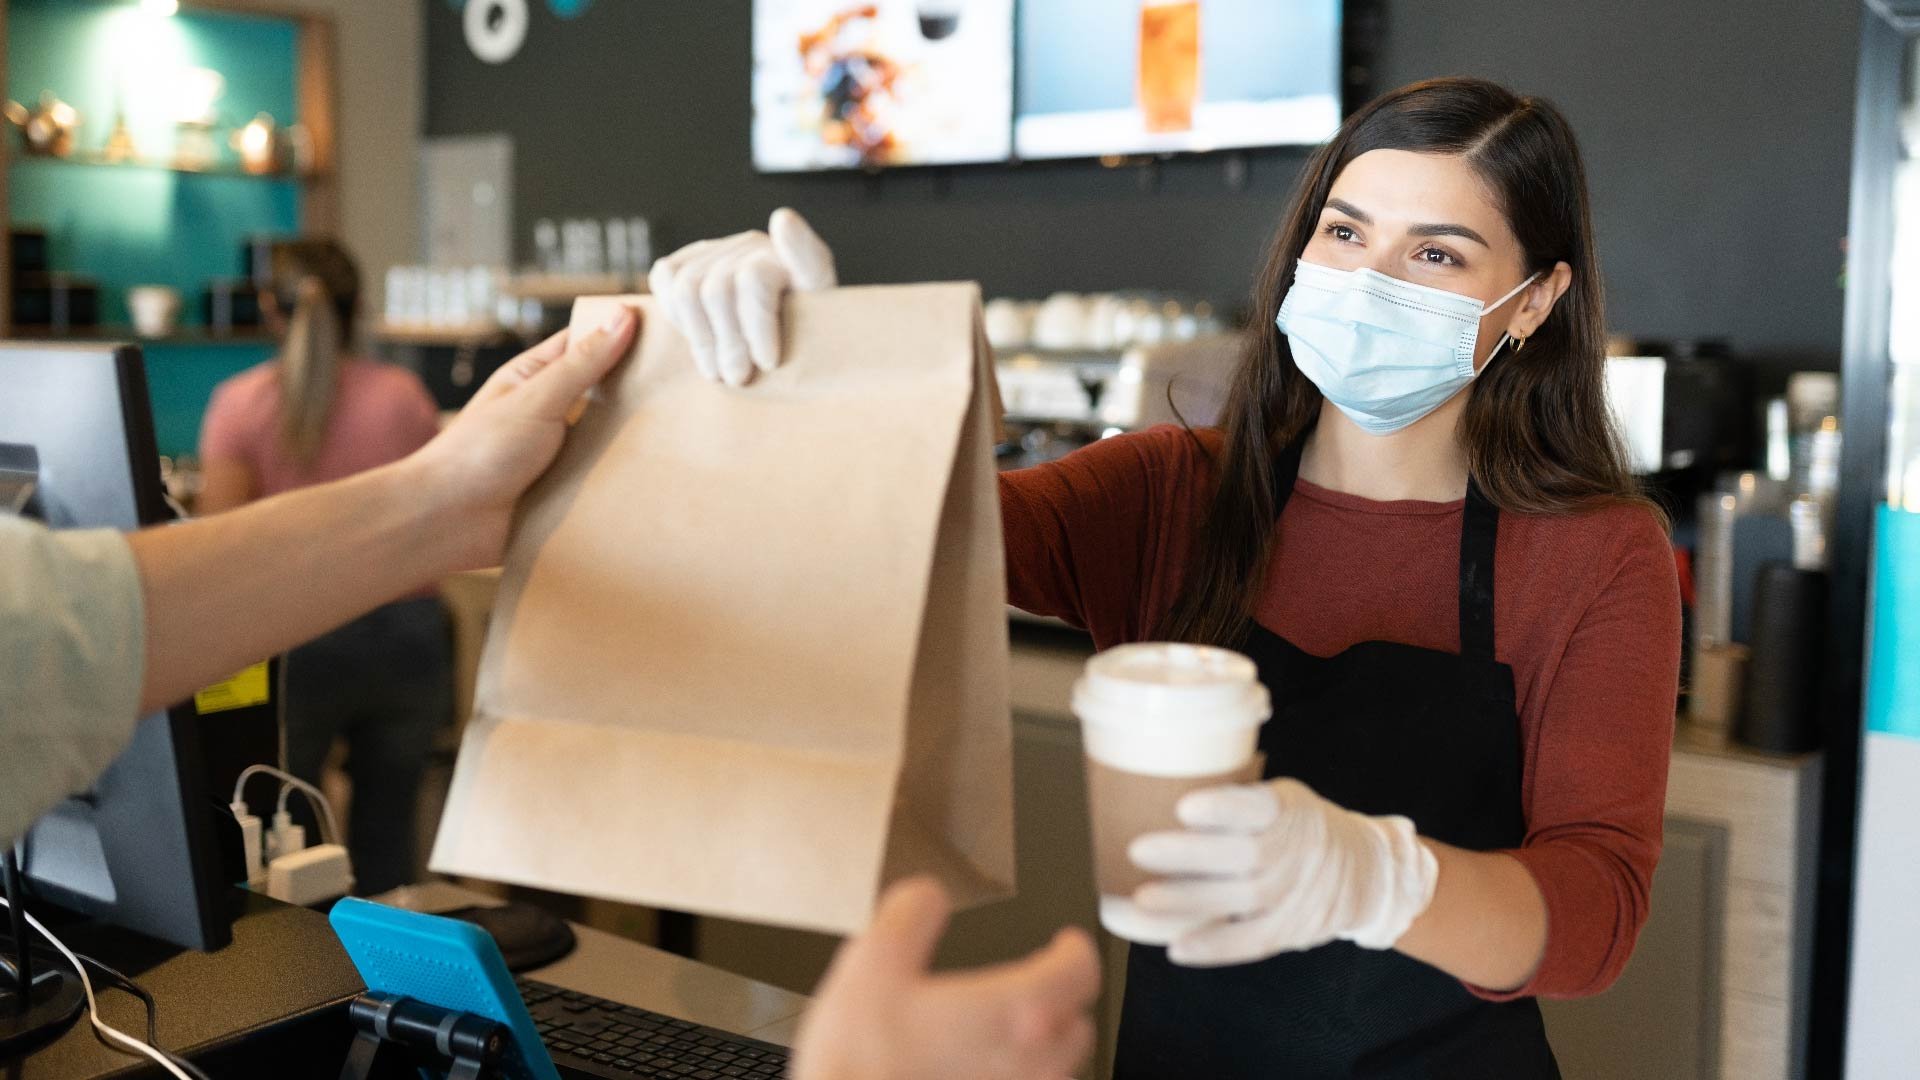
top-left (404, 305), bottom-right (639, 570)
top-left (791, 878), bottom-right (1101, 1080)
top-left (647, 207), bottom-right (836, 387)
top-left (1128, 777), bottom-right (1440, 966)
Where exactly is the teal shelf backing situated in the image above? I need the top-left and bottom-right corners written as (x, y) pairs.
top-left (8, 0), bottom-right (304, 459)
top-left (143, 343), bottom-right (279, 459)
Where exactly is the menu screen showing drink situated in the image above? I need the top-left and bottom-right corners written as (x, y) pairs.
top-left (1015, 0), bottom-right (1342, 160)
top-left (753, 1), bottom-right (1015, 171)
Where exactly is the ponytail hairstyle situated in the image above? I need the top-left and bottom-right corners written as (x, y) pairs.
top-left (268, 239), bottom-right (360, 465)
top-left (1157, 77), bottom-right (1658, 647)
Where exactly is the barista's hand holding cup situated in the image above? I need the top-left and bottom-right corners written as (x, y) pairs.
top-left (1074, 643), bottom-right (1271, 945)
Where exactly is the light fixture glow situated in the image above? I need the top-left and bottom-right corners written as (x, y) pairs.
top-left (238, 121), bottom-right (271, 158)
top-left (171, 66), bottom-right (225, 125)
top-left (234, 113), bottom-right (278, 174)
top-left (141, 0), bottom-right (180, 16)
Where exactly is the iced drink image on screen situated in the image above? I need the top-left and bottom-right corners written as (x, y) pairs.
top-left (1138, 1), bottom-right (1201, 133)
top-left (1074, 642), bottom-right (1270, 945)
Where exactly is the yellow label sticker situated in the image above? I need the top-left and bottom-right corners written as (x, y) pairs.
top-left (194, 662), bottom-right (271, 715)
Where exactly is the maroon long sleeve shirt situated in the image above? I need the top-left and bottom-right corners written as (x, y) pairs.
top-left (1000, 425), bottom-right (1682, 1000)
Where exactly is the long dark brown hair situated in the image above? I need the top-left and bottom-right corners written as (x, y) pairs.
top-left (1159, 77), bottom-right (1654, 647)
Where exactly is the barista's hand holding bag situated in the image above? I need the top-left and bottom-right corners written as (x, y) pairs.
top-left (648, 207), bottom-right (838, 386)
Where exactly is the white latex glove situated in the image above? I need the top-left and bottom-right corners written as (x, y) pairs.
top-left (646, 207), bottom-right (837, 387)
top-left (790, 878), bottom-right (1101, 1080)
top-left (1127, 777), bottom-right (1439, 967)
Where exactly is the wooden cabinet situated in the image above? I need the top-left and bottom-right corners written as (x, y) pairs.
top-left (1543, 742), bottom-right (1820, 1080)
top-left (1689, 741), bottom-right (1821, 1080)
top-left (1540, 819), bottom-right (1728, 1078)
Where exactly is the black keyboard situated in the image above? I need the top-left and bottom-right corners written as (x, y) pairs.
top-left (518, 976), bottom-right (791, 1079)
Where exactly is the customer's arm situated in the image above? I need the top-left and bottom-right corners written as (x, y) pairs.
top-left (193, 457), bottom-right (255, 515)
top-left (130, 309), bottom-right (637, 713)
top-left (791, 879), bottom-right (1101, 1080)
top-left (3, 318), bottom-right (627, 842)
top-left (1, 518), bottom-right (149, 843)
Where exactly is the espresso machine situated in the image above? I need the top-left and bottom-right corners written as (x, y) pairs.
top-left (986, 292), bottom-right (1236, 468)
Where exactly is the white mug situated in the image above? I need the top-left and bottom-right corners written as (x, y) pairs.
top-left (127, 286), bottom-right (183, 338)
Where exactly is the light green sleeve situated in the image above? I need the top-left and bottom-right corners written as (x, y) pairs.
top-left (0, 514), bottom-right (146, 844)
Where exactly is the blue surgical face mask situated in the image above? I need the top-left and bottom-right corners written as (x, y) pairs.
top-left (1275, 259), bottom-right (1539, 435)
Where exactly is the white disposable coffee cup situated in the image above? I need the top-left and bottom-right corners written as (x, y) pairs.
top-left (1073, 642), bottom-right (1271, 944)
top-left (127, 285), bottom-right (182, 338)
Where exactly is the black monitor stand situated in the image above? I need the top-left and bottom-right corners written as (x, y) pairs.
top-left (0, 851), bottom-right (84, 1057)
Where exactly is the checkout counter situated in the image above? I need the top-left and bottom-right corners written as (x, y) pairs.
top-left (13, 884), bottom-right (804, 1078)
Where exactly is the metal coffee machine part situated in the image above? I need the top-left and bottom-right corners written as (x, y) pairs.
top-left (1604, 339), bottom-right (1751, 478)
top-left (988, 291), bottom-right (1236, 469)
top-left (994, 336), bottom-right (1239, 467)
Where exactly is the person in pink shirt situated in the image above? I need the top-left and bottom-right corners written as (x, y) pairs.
top-left (199, 239), bottom-right (448, 894)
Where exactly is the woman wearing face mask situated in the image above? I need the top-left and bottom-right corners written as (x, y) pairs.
top-left (652, 77), bottom-right (1679, 1078)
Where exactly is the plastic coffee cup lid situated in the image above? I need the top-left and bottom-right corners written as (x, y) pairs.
top-left (1072, 642), bottom-right (1271, 731)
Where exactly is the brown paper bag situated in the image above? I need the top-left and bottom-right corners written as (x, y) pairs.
top-left (429, 284), bottom-right (1015, 935)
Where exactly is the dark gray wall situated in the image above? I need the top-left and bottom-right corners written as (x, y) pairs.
top-left (424, 0), bottom-right (1859, 368)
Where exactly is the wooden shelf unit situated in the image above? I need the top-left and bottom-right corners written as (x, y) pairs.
top-left (0, 0), bottom-right (340, 336)
top-left (371, 322), bottom-right (524, 349)
top-left (11, 324), bottom-right (278, 347)
top-left (502, 273), bottom-right (647, 306)
top-left (7, 151), bottom-right (327, 183)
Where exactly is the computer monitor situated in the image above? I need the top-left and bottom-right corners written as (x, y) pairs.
top-left (0, 342), bottom-right (240, 953)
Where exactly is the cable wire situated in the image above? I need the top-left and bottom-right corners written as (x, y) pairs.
top-left (1865, 0), bottom-right (1920, 33)
top-left (231, 763), bottom-right (340, 845)
top-left (75, 953), bottom-right (157, 1045)
top-left (0, 895), bottom-right (194, 1080)
top-left (74, 952), bottom-right (215, 1080)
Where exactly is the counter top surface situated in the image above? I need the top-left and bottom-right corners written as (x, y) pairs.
top-left (390, 882), bottom-right (810, 1045)
top-left (528, 917), bottom-right (809, 1044)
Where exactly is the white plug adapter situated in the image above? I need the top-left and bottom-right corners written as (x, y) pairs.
top-left (266, 810), bottom-right (306, 864)
top-left (265, 843), bottom-right (356, 907)
top-left (230, 801), bottom-right (266, 889)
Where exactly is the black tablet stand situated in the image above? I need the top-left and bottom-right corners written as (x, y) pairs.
top-left (0, 849), bottom-right (85, 1059)
top-left (338, 991), bottom-right (510, 1080)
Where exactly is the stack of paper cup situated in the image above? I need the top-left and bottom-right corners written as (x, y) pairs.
top-left (1073, 642), bottom-right (1271, 945)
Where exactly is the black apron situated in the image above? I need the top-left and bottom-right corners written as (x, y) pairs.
top-left (1112, 444), bottom-right (1561, 1079)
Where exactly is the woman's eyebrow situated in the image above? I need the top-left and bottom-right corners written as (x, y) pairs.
top-left (1326, 199), bottom-right (1489, 248)
top-left (1325, 198), bottom-right (1371, 223)
top-left (1408, 222), bottom-right (1490, 247)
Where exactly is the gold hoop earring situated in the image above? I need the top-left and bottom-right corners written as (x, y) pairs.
top-left (1513, 334), bottom-right (1527, 352)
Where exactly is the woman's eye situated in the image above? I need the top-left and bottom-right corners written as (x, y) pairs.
top-left (1416, 246), bottom-right (1460, 267)
top-left (1323, 223), bottom-right (1359, 243)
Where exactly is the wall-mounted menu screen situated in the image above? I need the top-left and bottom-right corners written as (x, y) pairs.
top-left (1015, 0), bottom-right (1342, 161)
top-left (753, 1), bottom-right (1015, 171)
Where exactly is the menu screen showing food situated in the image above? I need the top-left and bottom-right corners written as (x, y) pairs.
top-left (753, 1), bottom-right (1015, 171)
top-left (1015, 0), bottom-right (1342, 160)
